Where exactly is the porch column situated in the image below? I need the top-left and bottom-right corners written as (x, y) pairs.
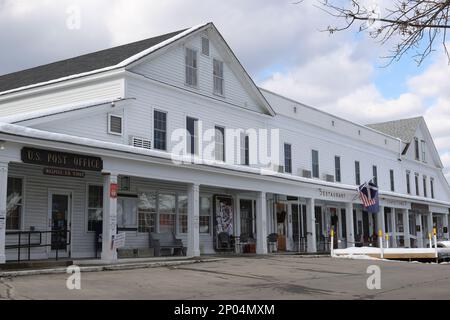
top-left (306, 198), bottom-right (317, 253)
top-left (428, 211), bottom-right (434, 241)
top-left (101, 173), bottom-right (118, 262)
top-left (187, 183), bottom-right (200, 257)
top-left (416, 214), bottom-right (423, 247)
top-left (444, 214), bottom-right (449, 240)
top-left (377, 206), bottom-right (385, 244)
top-left (0, 162), bottom-right (8, 264)
top-left (286, 203), bottom-right (293, 251)
top-left (345, 202), bottom-right (355, 247)
top-left (391, 209), bottom-right (397, 248)
top-left (256, 192), bottom-right (268, 254)
top-left (403, 209), bottom-right (411, 248)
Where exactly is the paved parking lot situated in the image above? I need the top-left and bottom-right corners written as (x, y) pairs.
top-left (1, 255), bottom-right (450, 300)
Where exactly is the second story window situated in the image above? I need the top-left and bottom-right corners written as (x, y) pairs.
top-left (406, 171), bottom-right (411, 194)
top-left (201, 37), bottom-right (210, 56)
top-left (355, 161), bottom-right (360, 185)
top-left (390, 170), bottom-right (395, 192)
top-left (372, 165), bottom-right (378, 186)
top-left (423, 176), bottom-right (428, 197)
top-left (284, 144), bottom-right (292, 174)
top-left (186, 117), bottom-right (199, 155)
top-left (154, 110), bottom-right (167, 151)
top-left (213, 59), bottom-right (224, 96)
top-left (215, 126), bottom-right (225, 162)
top-left (431, 178), bottom-right (435, 199)
top-left (185, 48), bottom-right (198, 87)
top-left (414, 137), bottom-right (420, 160)
top-left (241, 134), bottom-right (250, 166)
top-left (415, 173), bottom-right (420, 196)
top-left (312, 150), bottom-right (319, 178)
top-left (335, 156), bottom-right (341, 183)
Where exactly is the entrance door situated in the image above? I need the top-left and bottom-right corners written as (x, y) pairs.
top-left (276, 203), bottom-right (287, 251)
top-left (48, 191), bottom-right (71, 257)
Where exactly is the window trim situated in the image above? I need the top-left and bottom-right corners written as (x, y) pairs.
top-left (430, 178), bottom-right (435, 199)
top-left (153, 108), bottom-right (168, 151)
top-left (423, 176), bottom-right (428, 198)
top-left (186, 116), bottom-right (199, 156)
top-left (284, 143), bottom-right (292, 174)
top-left (312, 150), bottom-right (319, 179)
top-left (415, 173), bottom-right (420, 196)
top-left (185, 47), bottom-right (199, 88)
top-left (6, 175), bottom-right (25, 231)
top-left (214, 125), bottom-right (226, 162)
top-left (390, 169), bottom-right (395, 192)
top-left (355, 161), bottom-right (361, 186)
top-left (406, 171), bottom-right (411, 195)
top-left (107, 113), bottom-right (123, 136)
top-left (335, 156), bottom-right (341, 183)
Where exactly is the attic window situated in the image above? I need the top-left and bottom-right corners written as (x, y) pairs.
top-left (108, 114), bottom-right (123, 135)
top-left (293, 106), bottom-right (297, 114)
top-left (332, 120), bottom-right (335, 127)
top-left (202, 37), bottom-right (210, 56)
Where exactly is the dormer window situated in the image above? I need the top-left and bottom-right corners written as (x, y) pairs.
top-left (108, 114), bottom-right (123, 136)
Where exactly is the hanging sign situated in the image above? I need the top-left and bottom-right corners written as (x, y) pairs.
top-left (111, 233), bottom-right (126, 250)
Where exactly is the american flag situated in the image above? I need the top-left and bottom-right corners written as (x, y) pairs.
top-left (358, 181), bottom-right (379, 213)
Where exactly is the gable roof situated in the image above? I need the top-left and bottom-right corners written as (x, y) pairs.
top-left (366, 117), bottom-right (422, 143)
top-left (0, 25), bottom-right (207, 95)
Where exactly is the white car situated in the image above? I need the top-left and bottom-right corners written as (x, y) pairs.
top-left (436, 241), bottom-right (450, 248)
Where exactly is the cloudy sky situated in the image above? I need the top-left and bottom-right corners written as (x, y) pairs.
top-left (1, 0), bottom-right (450, 179)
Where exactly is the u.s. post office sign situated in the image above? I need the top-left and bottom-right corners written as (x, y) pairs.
top-left (21, 147), bottom-right (103, 172)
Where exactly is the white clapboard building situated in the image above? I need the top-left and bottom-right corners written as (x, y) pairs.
top-left (0, 22), bottom-right (449, 264)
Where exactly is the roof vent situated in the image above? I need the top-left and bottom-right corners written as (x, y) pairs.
top-left (131, 137), bottom-right (152, 150)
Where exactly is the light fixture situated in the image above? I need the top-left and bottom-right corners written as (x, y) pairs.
top-left (0, 140), bottom-right (5, 150)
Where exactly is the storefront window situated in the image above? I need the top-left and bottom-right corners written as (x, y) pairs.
top-left (87, 185), bottom-right (103, 232)
top-left (200, 197), bottom-right (211, 234)
top-left (178, 195), bottom-right (188, 233)
top-left (117, 196), bottom-right (138, 229)
top-left (6, 177), bottom-right (23, 230)
top-left (159, 194), bottom-right (176, 233)
top-left (138, 192), bottom-right (157, 233)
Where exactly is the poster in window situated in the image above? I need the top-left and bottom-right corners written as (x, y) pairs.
top-left (213, 195), bottom-right (234, 237)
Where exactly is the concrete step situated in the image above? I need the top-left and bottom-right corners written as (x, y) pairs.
top-left (0, 260), bottom-right (73, 271)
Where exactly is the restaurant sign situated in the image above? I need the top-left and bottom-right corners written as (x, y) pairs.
top-left (318, 188), bottom-right (346, 200)
top-left (22, 148), bottom-right (103, 172)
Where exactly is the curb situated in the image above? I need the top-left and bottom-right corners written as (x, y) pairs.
top-left (0, 258), bottom-right (224, 278)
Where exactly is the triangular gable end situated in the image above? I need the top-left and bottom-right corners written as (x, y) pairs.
top-left (125, 22), bottom-right (275, 117)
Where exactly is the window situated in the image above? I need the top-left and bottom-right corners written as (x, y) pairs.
top-left (335, 156), bottom-right (341, 183)
top-left (6, 177), bottom-right (23, 230)
top-left (159, 194), bottom-right (176, 233)
top-left (415, 173), bottom-right (420, 196)
top-left (185, 48), bottom-right (198, 87)
top-left (431, 178), bottom-right (435, 199)
top-left (117, 196), bottom-right (138, 229)
top-left (241, 133), bottom-right (250, 166)
top-left (201, 37), bottom-right (209, 56)
top-left (200, 197), bottom-right (211, 234)
top-left (414, 138), bottom-right (420, 160)
top-left (390, 170), bottom-right (395, 192)
top-left (138, 192), bottom-right (157, 233)
top-left (406, 171), bottom-right (411, 194)
top-left (240, 200), bottom-right (254, 238)
top-left (372, 165), bottom-right (378, 186)
top-left (154, 110), bottom-right (167, 151)
top-left (215, 126), bottom-right (225, 162)
top-left (87, 185), bottom-right (103, 232)
top-left (178, 195), bottom-right (188, 234)
top-left (423, 176), bottom-right (428, 198)
top-left (421, 140), bottom-right (426, 162)
top-left (186, 117), bottom-right (199, 155)
top-left (108, 114), bottom-right (123, 135)
top-left (312, 150), bottom-right (319, 178)
top-left (355, 161), bottom-right (360, 185)
top-left (213, 59), bottom-right (224, 95)
top-left (284, 144), bottom-right (292, 174)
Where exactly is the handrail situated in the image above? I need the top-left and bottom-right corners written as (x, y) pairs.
top-left (5, 229), bottom-right (71, 263)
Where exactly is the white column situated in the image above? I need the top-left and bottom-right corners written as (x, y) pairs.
top-left (306, 198), bottom-right (317, 253)
top-left (345, 203), bottom-right (355, 247)
top-left (428, 211), bottom-right (434, 240)
top-left (0, 162), bottom-right (8, 264)
top-left (101, 173), bottom-right (118, 262)
top-left (403, 209), bottom-right (411, 248)
top-left (377, 206), bottom-right (385, 246)
top-left (443, 214), bottom-right (449, 240)
top-left (187, 183), bottom-right (200, 257)
top-left (391, 209), bottom-right (397, 248)
top-left (416, 214), bottom-right (424, 247)
top-left (256, 192), bottom-right (268, 254)
top-left (286, 203), bottom-right (293, 251)
top-left (235, 196), bottom-right (241, 237)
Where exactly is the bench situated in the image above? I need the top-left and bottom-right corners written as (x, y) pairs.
top-left (149, 232), bottom-right (186, 257)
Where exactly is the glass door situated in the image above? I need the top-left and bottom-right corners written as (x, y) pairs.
top-left (48, 192), bottom-right (71, 256)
